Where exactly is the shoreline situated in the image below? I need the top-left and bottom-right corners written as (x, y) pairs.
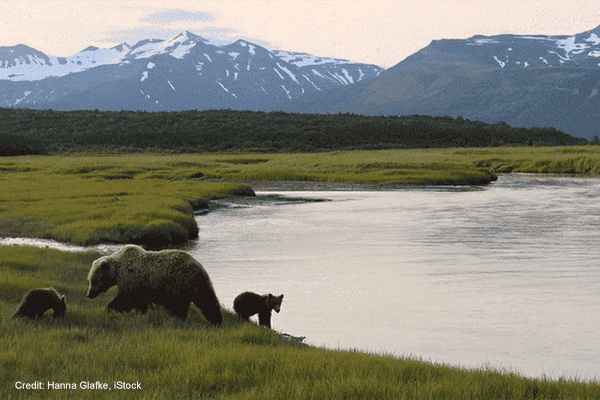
top-left (204, 178), bottom-right (493, 192)
top-left (0, 178), bottom-right (492, 251)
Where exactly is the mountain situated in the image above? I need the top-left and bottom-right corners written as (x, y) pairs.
top-left (284, 25), bottom-right (600, 139)
top-left (0, 32), bottom-right (383, 111)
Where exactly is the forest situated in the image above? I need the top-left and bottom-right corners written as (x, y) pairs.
top-left (0, 107), bottom-right (587, 156)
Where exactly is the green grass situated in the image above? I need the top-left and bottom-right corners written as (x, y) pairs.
top-left (468, 146), bottom-right (600, 175)
top-left (0, 154), bottom-right (254, 246)
top-left (2, 245), bottom-right (600, 399)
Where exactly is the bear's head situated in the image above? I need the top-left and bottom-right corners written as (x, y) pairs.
top-left (54, 295), bottom-right (67, 318)
top-left (87, 258), bottom-right (117, 299)
top-left (268, 294), bottom-right (284, 313)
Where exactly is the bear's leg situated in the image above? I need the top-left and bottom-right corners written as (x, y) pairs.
top-left (193, 300), bottom-right (222, 326)
top-left (238, 313), bottom-right (251, 322)
top-left (133, 302), bottom-right (149, 314)
top-left (258, 312), bottom-right (272, 328)
top-left (107, 293), bottom-right (136, 313)
top-left (163, 301), bottom-right (190, 320)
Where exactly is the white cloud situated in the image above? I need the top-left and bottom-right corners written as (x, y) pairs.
top-left (140, 9), bottom-right (216, 25)
top-left (100, 26), bottom-right (236, 45)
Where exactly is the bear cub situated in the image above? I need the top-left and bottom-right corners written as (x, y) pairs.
top-left (12, 287), bottom-right (67, 319)
top-left (233, 292), bottom-right (284, 328)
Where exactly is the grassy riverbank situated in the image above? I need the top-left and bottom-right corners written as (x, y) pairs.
top-left (0, 150), bottom-right (494, 246)
top-left (4, 146), bottom-right (600, 246)
top-left (2, 245), bottom-right (600, 399)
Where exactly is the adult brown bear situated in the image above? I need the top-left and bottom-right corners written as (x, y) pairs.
top-left (87, 245), bottom-right (222, 325)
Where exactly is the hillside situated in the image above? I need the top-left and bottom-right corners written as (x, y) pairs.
top-left (0, 108), bottom-right (585, 156)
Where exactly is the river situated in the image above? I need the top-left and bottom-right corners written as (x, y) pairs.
top-left (192, 174), bottom-right (600, 380)
top-left (3, 174), bottom-right (599, 380)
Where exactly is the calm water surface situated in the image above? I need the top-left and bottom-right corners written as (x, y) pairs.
top-left (192, 175), bottom-right (600, 380)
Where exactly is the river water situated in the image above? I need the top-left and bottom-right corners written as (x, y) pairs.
top-left (192, 175), bottom-right (600, 380)
top-left (3, 174), bottom-right (599, 380)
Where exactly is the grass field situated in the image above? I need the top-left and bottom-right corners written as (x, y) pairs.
top-left (2, 245), bottom-right (600, 399)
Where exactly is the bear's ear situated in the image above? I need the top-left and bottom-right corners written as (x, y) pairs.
top-left (60, 295), bottom-right (66, 303)
top-left (279, 294), bottom-right (284, 300)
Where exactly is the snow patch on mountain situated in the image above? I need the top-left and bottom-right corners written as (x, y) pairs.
top-left (463, 27), bottom-right (600, 69)
top-left (585, 33), bottom-right (600, 45)
top-left (273, 50), bottom-right (351, 68)
top-left (276, 62), bottom-right (299, 84)
top-left (0, 44), bottom-right (130, 81)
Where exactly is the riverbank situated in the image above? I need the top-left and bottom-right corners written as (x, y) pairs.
top-left (4, 146), bottom-right (600, 247)
top-left (0, 150), bottom-right (498, 248)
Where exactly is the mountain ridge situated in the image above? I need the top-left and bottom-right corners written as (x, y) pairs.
top-left (0, 31), bottom-right (383, 111)
top-left (283, 24), bottom-right (600, 139)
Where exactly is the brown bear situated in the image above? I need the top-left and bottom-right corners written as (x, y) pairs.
top-left (12, 287), bottom-right (67, 319)
top-left (87, 245), bottom-right (222, 325)
top-left (233, 292), bottom-right (284, 328)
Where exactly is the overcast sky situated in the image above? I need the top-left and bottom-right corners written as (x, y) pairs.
top-left (2, 0), bottom-right (600, 68)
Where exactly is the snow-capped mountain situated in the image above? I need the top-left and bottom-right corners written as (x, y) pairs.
top-left (286, 25), bottom-right (600, 139)
top-left (0, 32), bottom-right (383, 111)
top-left (434, 25), bottom-right (600, 69)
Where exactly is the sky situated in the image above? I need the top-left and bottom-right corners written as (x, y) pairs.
top-left (2, 0), bottom-right (600, 68)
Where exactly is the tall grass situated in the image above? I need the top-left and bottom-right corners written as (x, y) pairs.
top-left (0, 155), bottom-right (253, 246)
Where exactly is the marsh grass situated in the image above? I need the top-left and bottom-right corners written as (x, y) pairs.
top-left (464, 145), bottom-right (600, 175)
top-left (0, 155), bottom-right (254, 246)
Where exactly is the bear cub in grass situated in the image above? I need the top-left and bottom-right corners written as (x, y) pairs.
top-left (12, 287), bottom-right (66, 319)
top-left (233, 292), bottom-right (284, 328)
top-left (87, 245), bottom-right (222, 325)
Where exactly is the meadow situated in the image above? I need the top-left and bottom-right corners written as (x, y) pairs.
top-left (3, 146), bottom-right (600, 398)
top-left (2, 245), bottom-right (600, 399)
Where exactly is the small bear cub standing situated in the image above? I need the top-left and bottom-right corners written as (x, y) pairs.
top-left (12, 287), bottom-right (67, 319)
top-left (233, 292), bottom-right (284, 328)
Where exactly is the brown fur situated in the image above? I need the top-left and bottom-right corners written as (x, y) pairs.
top-left (233, 292), bottom-right (284, 328)
top-left (12, 287), bottom-right (66, 319)
top-left (87, 245), bottom-right (222, 325)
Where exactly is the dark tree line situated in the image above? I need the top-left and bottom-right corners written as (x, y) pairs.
top-left (0, 108), bottom-right (586, 155)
